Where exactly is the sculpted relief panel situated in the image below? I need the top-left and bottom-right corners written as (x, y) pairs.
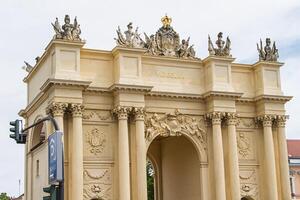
top-left (237, 131), bottom-right (257, 161)
top-left (83, 124), bottom-right (113, 160)
top-left (145, 110), bottom-right (207, 151)
top-left (240, 169), bottom-right (259, 199)
top-left (83, 168), bottom-right (113, 200)
top-left (83, 110), bottom-right (112, 122)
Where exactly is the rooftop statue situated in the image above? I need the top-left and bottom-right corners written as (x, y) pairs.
top-left (257, 38), bottom-right (279, 62)
top-left (208, 32), bottom-right (231, 57)
top-left (115, 15), bottom-right (197, 59)
top-left (115, 22), bottom-right (145, 48)
top-left (22, 61), bottom-right (33, 73)
top-left (52, 15), bottom-right (82, 41)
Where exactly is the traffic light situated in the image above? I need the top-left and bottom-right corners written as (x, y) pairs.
top-left (9, 119), bottom-right (26, 144)
top-left (43, 185), bottom-right (58, 200)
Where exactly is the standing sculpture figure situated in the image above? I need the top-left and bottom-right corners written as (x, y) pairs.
top-left (124, 22), bottom-right (134, 44)
top-left (52, 15), bottom-right (82, 41)
top-left (62, 15), bottom-right (74, 40)
top-left (208, 32), bottom-right (231, 57)
top-left (216, 32), bottom-right (225, 50)
top-left (257, 38), bottom-right (279, 62)
top-left (72, 17), bottom-right (81, 41)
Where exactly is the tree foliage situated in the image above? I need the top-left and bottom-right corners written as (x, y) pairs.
top-left (0, 193), bottom-right (10, 200)
top-left (147, 161), bottom-right (154, 200)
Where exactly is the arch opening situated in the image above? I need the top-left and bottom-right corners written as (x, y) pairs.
top-left (30, 117), bottom-right (46, 150)
top-left (147, 135), bottom-right (201, 200)
top-left (241, 197), bottom-right (254, 200)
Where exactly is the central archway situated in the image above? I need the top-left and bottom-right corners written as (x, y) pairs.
top-left (147, 135), bottom-right (201, 200)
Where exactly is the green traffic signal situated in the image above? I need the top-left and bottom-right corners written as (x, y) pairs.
top-left (9, 119), bottom-right (26, 144)
top-left (43, 185), bottom-right (58, 200)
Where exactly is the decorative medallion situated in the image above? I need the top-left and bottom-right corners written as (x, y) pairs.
top-left (86, 128), bottom-right (106, 155)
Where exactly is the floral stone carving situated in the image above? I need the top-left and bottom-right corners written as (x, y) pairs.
top-left (83, 169), bottom-right (112, 200)
top-left (239, 170), bottom-right (259, 198)
top-left (83, 110), bottom-right (111, 121)
top-left (86, 128), bottom-right (106, 155)
top-left (145, 110), bottom-right (206, 147)
top-left (237, 132), bottom-right (251, 158)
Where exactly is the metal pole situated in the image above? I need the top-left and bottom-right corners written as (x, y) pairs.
top-left (20, 115), bottom-right (63, 200)
top-left (22, 115), bottom-right (59, 133)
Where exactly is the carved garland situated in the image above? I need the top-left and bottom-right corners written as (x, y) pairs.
top-left (83, 169), bottom-right (112, 200)
top-left (83, 110), bottom-right (111, 121)
top-left (239, 170), bottom-right (259, 198)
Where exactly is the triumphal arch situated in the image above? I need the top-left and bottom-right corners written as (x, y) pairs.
top-left (21, 15), bottom-right (292, 200)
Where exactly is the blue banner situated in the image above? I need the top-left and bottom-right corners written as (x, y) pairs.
top-left (48, 131), bottom-right (63, 184)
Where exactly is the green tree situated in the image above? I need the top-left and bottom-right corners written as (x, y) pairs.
top-left (147, 161), bottom-right (154, 200)
top-left (0, 193), bottom-right (10, 200)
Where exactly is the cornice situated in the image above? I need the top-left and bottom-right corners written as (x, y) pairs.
top-left (146, 91), bottom-right (203, 100)
top-left (203, 91), bottom-right (243, 100)
top-left (40, 78), bottom-right (92, 92)
top-left (202, 55), bottom-right (236, 64)
top-left (84, 86), bottom-right (111, 94)
top-left (112, 46), bottom-right (147, 56)
top-left (109, 83), bottom-right (153, 93)
top-left (252, 61), bottom-right (284, 68)
top-left (254, 94), bottom-right (293, 103)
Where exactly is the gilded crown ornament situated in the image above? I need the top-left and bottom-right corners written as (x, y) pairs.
top-left (115, 15), bottom-right (197, 59)
top-left (161, 14), bottom-right (172, 28)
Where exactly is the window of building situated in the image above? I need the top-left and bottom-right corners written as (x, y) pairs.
top-left (36, 159), bottom-right (40, 177)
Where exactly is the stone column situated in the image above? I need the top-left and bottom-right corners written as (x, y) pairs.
top-left (46, 102), bottom-right (68, 199)
top-left (226, 113), bottom-right (241, 200)
top-left (259, 115), bottom-right (278, 200)
top-left (113, 106), bottom-right (132, 200)
top-left (207, 112), bottom-right (226, 200)
top-left (69, 103), bottom-right (84, 200)
top-left (133, 107), bottom-right (147, 200)
top-left (276, 115), bottom-right (291, 200)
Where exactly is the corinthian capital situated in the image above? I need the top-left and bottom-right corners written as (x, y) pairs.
top-left (46, 102), bottom-right (68, 117)
top-left (70, 103), bottom-right (84, 117)
top-left (206, 112), bottom-right (226, 125)
top-left (256, 115), bottom-right (276, 127)
top-left (275, 115), bottom-right (289, 128)
top-left (112, 106), bottom-right (132, 120)
top-left (132, 107), bottom-right (145, 121)
top-left (225, 112), bottom-right (239, 126)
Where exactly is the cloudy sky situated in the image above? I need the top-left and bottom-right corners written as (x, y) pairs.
top-left (0, 0), bottom-right (299, 197)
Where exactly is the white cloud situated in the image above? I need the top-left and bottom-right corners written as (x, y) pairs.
top-left (0, 0), bottom-right (299, 196)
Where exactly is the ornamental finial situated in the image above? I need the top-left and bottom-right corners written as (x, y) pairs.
top-left (161, 14), bottom-right (172, 27)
